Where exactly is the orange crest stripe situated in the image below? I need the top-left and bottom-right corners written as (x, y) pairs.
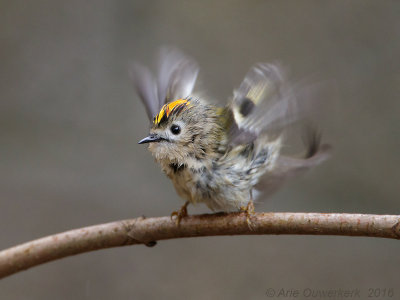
top-left (154, 99), bottom-right (189, 125)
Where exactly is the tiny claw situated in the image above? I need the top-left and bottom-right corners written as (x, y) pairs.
top-left (170, 201), bottom-right (189, 226)
top-left (170, 211), bottom-right (178, 220)
top-left (240, 201), bottom-right (255, 229)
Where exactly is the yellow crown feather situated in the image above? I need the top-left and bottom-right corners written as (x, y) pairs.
top-left (154, 99), bottom-right (190, 125)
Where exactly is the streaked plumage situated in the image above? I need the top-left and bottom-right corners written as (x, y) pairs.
top-left (131, 47), bottom-right (330, 214)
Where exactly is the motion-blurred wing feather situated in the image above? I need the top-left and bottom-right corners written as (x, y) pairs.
top-left (131, 47), bottom-right (199, 122)
top-left (230, 63), bottom-right (299, 145)
top-left (129, 63), bottom-right (159, 120)
top-left (157, 47), bottom-right (199, 106)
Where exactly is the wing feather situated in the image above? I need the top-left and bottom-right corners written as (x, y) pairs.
top-left (157, 47), bottom-right (199, 106)
top-left (130, 47), bottom-right (199, 122)
top-left (230, 63), bottom-right (304, 145)
top-left (129, 63), bottom-right (159, 120)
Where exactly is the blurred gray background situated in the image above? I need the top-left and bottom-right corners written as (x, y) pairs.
top-left (1, 1), bottom-right (399, 299)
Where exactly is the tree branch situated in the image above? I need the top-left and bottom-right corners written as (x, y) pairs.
top-left (1, 212), bottom-right (399, 279)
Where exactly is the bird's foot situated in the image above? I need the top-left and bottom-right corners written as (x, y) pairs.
top-left (240, 201), bottom-right (255, 229)
top-left (171, 201), bottom-right (189, 226)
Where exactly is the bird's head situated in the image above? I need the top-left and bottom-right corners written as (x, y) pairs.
top-left (139, 98), bottom-right (224, 163)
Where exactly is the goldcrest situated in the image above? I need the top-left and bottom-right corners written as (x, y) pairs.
top-left (131, 47), bottom-right (330, 221)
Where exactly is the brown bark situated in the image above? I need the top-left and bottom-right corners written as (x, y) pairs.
top-left (1, 212), bottom-right (399, 279)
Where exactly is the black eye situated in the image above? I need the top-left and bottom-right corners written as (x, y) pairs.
top-left (170, 124), bottom-right (181, 135)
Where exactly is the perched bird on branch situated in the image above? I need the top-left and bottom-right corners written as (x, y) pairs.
top-left (131, 47), bottom-right (331, 224)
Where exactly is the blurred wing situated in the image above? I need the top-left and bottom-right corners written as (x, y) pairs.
top-left (129, 63), bottom-right (159, 120)
top-left (157, 47), bottom-right (199, 106)
top-left (130, 47), bottom-right (199, 122)
top-left (229, 63), bottom-right (300, 145)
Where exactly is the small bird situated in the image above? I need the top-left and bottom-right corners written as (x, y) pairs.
top-left (131, 47), bottom-right (330, 224)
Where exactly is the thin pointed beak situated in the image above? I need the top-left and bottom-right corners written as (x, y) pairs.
top-left (138, 134), bottom-right (164, 144)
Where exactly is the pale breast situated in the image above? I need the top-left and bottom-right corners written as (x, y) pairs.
top-left (161, 138), bottom-right (281, 212)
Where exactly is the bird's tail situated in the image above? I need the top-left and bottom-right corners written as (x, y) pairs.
top-left (255, 126), bottom-right (331, 198)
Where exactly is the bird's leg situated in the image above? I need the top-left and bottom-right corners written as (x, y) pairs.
top-left (171, 201), bottom-right (189, 225)
top-left (240, 191), bottom-right (255, 229)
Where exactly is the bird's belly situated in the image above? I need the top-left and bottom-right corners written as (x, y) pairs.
top-left (170, 166), bottom-right (252, 212)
